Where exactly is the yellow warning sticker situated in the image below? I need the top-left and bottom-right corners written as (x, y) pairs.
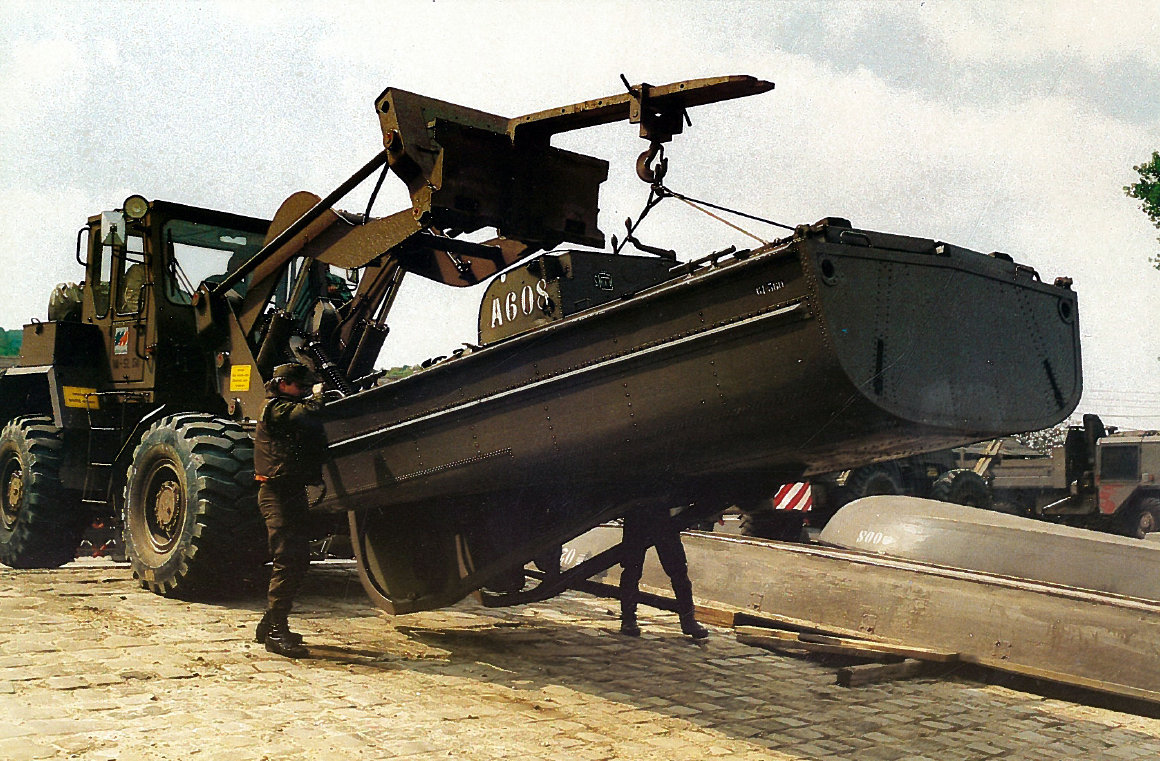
top-left (229, 364), bottom-right (252, 392)
top-left (62, 386), bottom-right (100, 410)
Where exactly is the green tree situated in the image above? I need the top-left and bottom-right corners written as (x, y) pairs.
top-left (0, 329), bottom-right (22, 357)
top-left (1125, 151), bottom-right (1160, 270)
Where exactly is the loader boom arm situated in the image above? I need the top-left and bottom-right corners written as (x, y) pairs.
top-left (208, 75), bottom-right (774, 393)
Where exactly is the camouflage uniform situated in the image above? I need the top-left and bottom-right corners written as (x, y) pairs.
top-left (254, 384), bottom-right (326, 615)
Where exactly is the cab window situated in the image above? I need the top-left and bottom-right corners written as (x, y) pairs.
top-left (162, 220), bottom-right (263, 304)
top-left (1100, 446), bottom-right (1139, 481)
top-left (91, 230), bottom-right (112, 318)
top-left (115, 235), bottom-right (147, 314)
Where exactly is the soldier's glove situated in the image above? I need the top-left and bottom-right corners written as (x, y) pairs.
top-left (310, 390), bottom-right (345, 407)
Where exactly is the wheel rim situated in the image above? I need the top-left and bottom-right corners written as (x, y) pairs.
top-left (1, 456), bottom-right (23, 531)
top-left (866, 476), bottom-right (899, 496)
top-left (1138, 511), bottom-right (1157, 538)
top-left (959, 482), bottom-right (987, 508)
top-left (143, 461), bottom-right (185, 553)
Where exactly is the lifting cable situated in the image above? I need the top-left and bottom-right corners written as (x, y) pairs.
top-left (660, 184), bottom-right (796, 243)
top-left (614, 182), bottom-right (797, 255)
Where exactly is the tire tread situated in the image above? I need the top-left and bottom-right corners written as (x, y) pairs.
top-left (0, 416), bottom-right (84, 568)
top-left (123, 413), bottom-right (262, 597)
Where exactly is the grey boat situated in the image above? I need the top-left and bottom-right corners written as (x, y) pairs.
top-left (820, 496), bottom-right (1160, 601)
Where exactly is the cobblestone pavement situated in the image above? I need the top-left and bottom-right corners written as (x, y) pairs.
top-left (2, 559), bottom-right (1159, 761)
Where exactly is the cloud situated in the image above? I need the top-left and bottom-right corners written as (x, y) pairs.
top-left (1, 1), bottom-right (1156, 423)
top-left (921, 2), bottom-right (1160, 68)
top-left (742, 2), bottom-right (1160, 125)
top-left (0, 35), bottom-right (87, 167)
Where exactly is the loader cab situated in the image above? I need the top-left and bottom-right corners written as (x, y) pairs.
top-left (78, 196), bottom-right (269, 403)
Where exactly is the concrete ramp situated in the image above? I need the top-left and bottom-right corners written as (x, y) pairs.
top-left (562, 523), bottom-right (1160, 705)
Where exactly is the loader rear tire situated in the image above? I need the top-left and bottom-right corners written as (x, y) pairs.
top-left (123, 413), bottom-right (263, 597)
top-left (0, 416), bottom-right (84, 568)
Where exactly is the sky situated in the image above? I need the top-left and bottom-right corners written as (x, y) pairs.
top-left (1, 0), bottom-right (1158, 429)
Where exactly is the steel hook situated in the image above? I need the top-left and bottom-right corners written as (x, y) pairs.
top-left (636, 142), bottom-right (668, 184)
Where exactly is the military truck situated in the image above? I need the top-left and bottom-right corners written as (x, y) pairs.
top-left (729, 445), bottom-right (999, 539)
top-left (807, 417), bottom-right (1160, 539)
top-left (979, 414), bottom-right (1160, 537)
top-left (0, 75), bottom-right (1083, 616)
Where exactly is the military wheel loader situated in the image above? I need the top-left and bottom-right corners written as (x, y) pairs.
top-left (0, 200), bottom-right (324, 592)
top-left (0, 75), bottom-right (1083, 616)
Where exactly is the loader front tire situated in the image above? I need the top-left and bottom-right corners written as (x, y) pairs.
top-left (123, 414), bottom-right (263, 597)
top-left (0, 416), bottom-right (84, 568)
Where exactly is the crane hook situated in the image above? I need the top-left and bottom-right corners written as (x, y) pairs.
top-left (636, 142), bottom-right (668, 184)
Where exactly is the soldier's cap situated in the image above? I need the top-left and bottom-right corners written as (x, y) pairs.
top-left (272, 362), bottom-right (318, 386)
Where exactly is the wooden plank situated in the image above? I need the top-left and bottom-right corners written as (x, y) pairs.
top-left (735, 625), bottom-right (959, 663)
top-left (797, 633), bottom-right (958, 662)
top-left (837, 659), bottom-right (946, 687)
top-left (694, 604), bottom-right (736, 628)
top-left (736, 625), bottom-right (803, 641)
top-left (733, 609), bottom-right (889, 641)
top-left (738, 631), bottom-right (898, 660)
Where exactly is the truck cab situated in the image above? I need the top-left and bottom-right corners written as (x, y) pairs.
top-left (1096, 430), bottom-right (1160, 535)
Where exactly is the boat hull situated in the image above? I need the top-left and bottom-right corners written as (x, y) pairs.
top-left (317, 219), bottom-right (1081, 613)
top-left (820, 495), bottom-right (1160, 601)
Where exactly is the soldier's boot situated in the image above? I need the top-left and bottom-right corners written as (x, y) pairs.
top-left (255, 610), bottom-right (303, 645)
top-left (619, 598), bottom-right (641, 637)
top-left (673, 582), bottom-right (709, 639)
top-left (678, 611), bottom-right (709, 639)
top-left (264, 616), bottom-right (309, 658)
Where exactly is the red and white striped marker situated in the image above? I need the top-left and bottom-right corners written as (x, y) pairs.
top-left (773, 482), bottom-right (812, 512)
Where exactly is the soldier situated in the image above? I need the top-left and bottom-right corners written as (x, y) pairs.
top-left (618, 504), bottom-right (708, 639)
top-left (252, 362), bottom-right (327, 657)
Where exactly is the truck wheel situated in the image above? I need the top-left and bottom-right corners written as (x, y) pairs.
top-left (123, 413), bottom-right (262, 597)
top-left (930, 469), bottom-right (992, 509)
top-left (0, 416), bottom-right (84, 568)
top-left (843, 464), bottom-right (905, 500)
top-left (1120, 497), bottom-right (1160, 540)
